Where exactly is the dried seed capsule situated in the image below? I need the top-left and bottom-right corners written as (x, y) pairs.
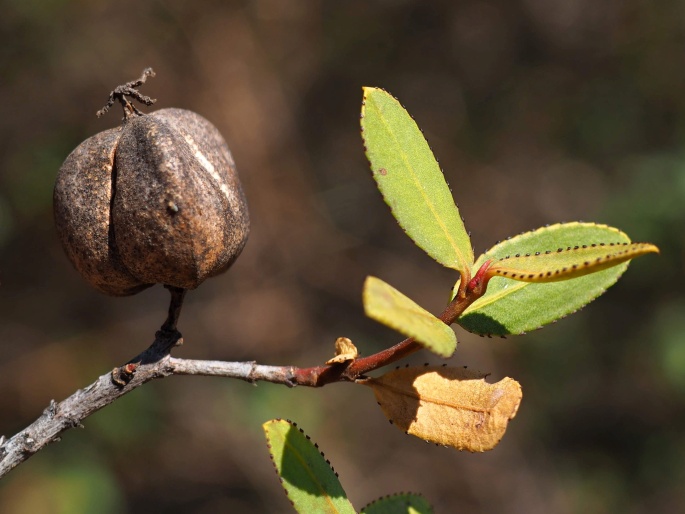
top-left (54, 70), bottom-right (250, 295)
top-left (113, 108), bottom-right (249, 289)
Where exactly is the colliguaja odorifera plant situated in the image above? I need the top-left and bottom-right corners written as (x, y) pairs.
top-left (0, 74), bottom-right (660, 514)
top-left (52, 75), bottom-right (658, 455)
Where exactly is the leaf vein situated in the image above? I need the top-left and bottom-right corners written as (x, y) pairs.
top-left (374, 101), bottom-right (466, 271)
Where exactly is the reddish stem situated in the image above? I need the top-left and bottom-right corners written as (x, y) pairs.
top-left (293, 271), bottom-right (485, 387)
top-left (467, 259), bottom-right (494, 297)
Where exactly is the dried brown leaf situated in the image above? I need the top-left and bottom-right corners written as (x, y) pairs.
top-left (363, 366), bottom-right (522, 452)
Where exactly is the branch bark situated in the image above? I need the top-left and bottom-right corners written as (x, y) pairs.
top-left (0, 278), bottom-right (481, 479)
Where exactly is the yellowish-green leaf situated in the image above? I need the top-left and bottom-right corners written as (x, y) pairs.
top-left (263, 419), bottom-right (355, 514)
top-left (361, 493), bottom-right (434, 514)
top-left (485, 242), bottom-right (658, 282)
top-left (455, 222), bottom-right (657, 336)
top-left (363, 366), bottom-right (522, 452)
top-left (364, 276), bottom-right (457, 357)
top-left (361, 87), bottom-right (473, 273)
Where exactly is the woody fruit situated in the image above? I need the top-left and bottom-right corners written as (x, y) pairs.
top-left (54, 68), bottom-right (249, 296)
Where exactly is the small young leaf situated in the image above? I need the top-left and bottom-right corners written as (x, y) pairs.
top-left (361, 87), bottom-right (473, 274)
top-left (485, 242), bottom-right (658, 282)
top-left (364, 276), bottom-right (457, 357)
top-left (326, 337), bottom-right (359, 365)
top-left (263, 419), bottom-right (356, 514)
top-left (456, 223), bottom-right (656, 336)
top-left (362, 366), bottom-right (522, 452)
top-left (361, 493), bottom-right (434, 514)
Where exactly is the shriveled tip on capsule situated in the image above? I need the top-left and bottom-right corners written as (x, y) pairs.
top-left (96, 67), bottom-right (157, 119)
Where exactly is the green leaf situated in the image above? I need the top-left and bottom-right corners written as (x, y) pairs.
top-left (361, 493), bottom-right (434, 514)
top-left (485, 241), bottom-right (658, 282)
top-left (263, 419), bottom-right (356, 514)
top-left (361, 87), bottom-right (473, 274)
top-left (456, 223), bottom-right (652, 336)
top-left (364, 276), bottom-right (457, 357)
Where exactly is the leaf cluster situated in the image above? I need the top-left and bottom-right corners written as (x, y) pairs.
top-left (360, 87), bottom-right (657, 348)
top-left (264, 87), bottom-right (658, 512)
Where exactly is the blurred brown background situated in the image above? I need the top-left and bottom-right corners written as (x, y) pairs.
top-left (1, 1), bottom-right (684, 512)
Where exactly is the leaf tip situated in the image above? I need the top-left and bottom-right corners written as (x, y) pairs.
top-left (642, 242), bottom-right (660, 255)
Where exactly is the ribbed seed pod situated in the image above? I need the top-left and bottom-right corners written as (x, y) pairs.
top-left (54, 125), bottom-right (149, 296)
top-left (54, 73), bottom-right (249, 296)
top-left (113, 108), bottom-right (249, 289)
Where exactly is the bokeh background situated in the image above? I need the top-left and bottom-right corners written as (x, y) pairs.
top-left (1, 1), bottom-right (684, 512)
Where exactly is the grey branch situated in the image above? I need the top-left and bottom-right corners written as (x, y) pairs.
top-left (0, 330), bottom-right (302, 479)
top-left (0, 287), bottom-right (336, 479)
top-left (0, 278), bottom-right (475, 479)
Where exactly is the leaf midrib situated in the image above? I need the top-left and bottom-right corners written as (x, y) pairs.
top-left (275, 431), bottom-right (349, 514)
top-left (373, 379), bottom-right (491, 415)
top-left (369, 95), bottom-right (467, 271)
